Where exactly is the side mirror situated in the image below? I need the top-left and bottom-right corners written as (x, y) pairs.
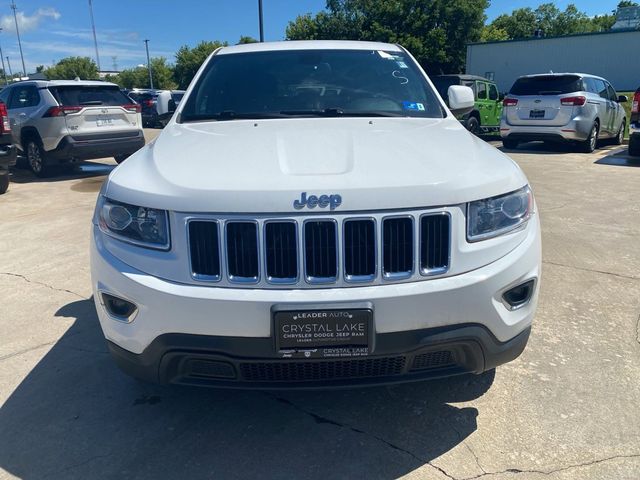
top-left (617, 95), bottom-right (628, 103)
top-left (499, 92), bottom-right (505, 101)
top-left (448, 85), bottom-right (475, 116)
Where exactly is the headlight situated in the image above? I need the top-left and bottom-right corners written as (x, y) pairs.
top-left (467, 186), bottom-right (533, 241)
top-left (96, 196), bottom-right (170, 250)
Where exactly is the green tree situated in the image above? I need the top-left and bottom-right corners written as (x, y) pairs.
top-left (44, 57), bottom-right (98, 80)
top-left (237, 35), bottom-right (258, 44)
top-left (108, 57), bottom-right (177, 89)
top-left (617, 1), bottom-right (639, 8)
top-left (484, 2), bottom-right (627, 41)
top-left (174, 40), bottom-right (227, 89)
top-left (35, 65), bottom-right (45, 73)
top-left (286, 0), bottom-right (488, 74)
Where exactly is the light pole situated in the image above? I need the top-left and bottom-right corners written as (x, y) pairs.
top-left (258, 0), bottom-right (264, 42)
top-left (0, 28), bottom-right (7, 85)
top-left (10, 1), bottom-right (26, 77)
top-left (88, 0), bottom-right (101, 71)
top-left (6, 56), bottom-right (13, 80)
top-left (144, 39), bottom-right (153, 89)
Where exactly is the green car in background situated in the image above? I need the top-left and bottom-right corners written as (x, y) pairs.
top-left (432, 75), bottom-right (503, 135)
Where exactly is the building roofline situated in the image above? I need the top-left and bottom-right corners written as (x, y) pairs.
top-left (467, 27), bottom-right (639, 47)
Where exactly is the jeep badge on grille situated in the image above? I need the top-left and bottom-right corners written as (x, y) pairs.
top-left (293, 192), bottom-right (342, 210)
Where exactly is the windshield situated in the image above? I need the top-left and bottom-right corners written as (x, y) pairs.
top-left (510, 75), bottom-right (584, 96)
top-left (180, 49), bottom-right (444, 121)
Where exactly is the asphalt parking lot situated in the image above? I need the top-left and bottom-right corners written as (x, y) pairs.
top-left (0, 129), bottom-right (639, 480)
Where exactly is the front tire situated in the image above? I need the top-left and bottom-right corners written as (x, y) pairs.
top-left (579, 122), bottom-right (599, 153)
top-left (612, 119), bottom-right (625, 146)
top-left (466, 116), bottom-right (480, 135)
top-left (26, 140), bottom-right (51, 177)
top-left (0, 172), bottom-right (9, 194)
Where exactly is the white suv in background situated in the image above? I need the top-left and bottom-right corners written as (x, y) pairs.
top-left (0, 80), bottom-right (144, 176)
top-left (501, 73), bottom-right (627, 153)
top-left (91, 41), bottom-right (541, 389)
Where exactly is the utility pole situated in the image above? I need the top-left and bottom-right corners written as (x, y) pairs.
top-left (88, 0), bottom-right (101, 71)
top-left (258, 0), bottom-right (264, 42)
top-left (6, 56), bottom-right (13, 80)
top-left (0, 28), bottom-right (7, 85)
top-left (144, 39), bottom-right (153, 89)
top-left (10, 1), bottom-right (26, 77)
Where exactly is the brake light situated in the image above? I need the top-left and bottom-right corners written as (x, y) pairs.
top-left (503, 97), bottom-right (518, 107)
top-left (123, 104), bottom-right (141, 113)
top-left (0, 102), bottom-right (10, 133)
top-left (632, 91), bottom-right (640, 113)
top-left (43, 106), bottom-right (83, 117)
top-left (560, 96), bottom-right (586, 106)
top-left (143, 99), bottom-right (154, 107)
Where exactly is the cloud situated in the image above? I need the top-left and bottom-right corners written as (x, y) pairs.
top-left (0, 7), bottom-right (61, 35)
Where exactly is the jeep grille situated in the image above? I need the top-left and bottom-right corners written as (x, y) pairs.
top-left (187, 211), bottom-right (450, 288)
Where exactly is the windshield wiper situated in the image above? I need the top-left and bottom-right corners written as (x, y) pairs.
top-left (279, 108), bottom-right (403, 118)
top-left (182, 111), bottom-right (290, 122)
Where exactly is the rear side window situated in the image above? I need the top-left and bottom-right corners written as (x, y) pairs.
top-left (477, 82), bottom-right (487, 99)
top-left (49, 86), bottom-right (131, 107)
top-left (510, 75), bottom-right (583, 95)
top-left (8, 86), bottom-right (40, 109)
top-left (594, 79), bottom-right (608, 99)
top-left (489, 84), bottom-right (498, 101)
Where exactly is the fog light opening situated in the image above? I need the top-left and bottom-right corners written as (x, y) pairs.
top-left (101, 292), bottom-right (137, 321)
top-left (502, 280), bottom-right (535, 310)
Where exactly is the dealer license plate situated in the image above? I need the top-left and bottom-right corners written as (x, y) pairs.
top-left (274, 308), bottom-right (372, 359)
top-left (96, 115), bottom-right (114, 127)
top-left (529, 109), bottom-right (545, 119)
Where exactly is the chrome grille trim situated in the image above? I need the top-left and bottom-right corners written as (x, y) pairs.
top-left (419, 212), bottom-right (452, 277)
top-left (303, 219), bottom-right (339, 284)
top-left (185, 208), bottom-right (451, 289)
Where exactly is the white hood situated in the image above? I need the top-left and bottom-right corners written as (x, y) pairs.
top-left (106, 116), bottom-right (528, 213)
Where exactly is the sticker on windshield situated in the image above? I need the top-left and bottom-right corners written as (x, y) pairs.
top-left (402, 101), bottom-right (425, 111)
top-left (396, 61), bottom-right (408, 68)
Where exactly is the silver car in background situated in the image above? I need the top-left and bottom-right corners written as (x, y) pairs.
top-left (500, 73), bottom-right (627, 153)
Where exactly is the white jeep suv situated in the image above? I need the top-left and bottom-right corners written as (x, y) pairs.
top-left (91, 41), bottom-right (541, 388)
top-left (0, 80), bottom-right (144, 176)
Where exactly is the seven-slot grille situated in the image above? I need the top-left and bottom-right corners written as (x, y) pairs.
top-left (188, 212), bottom-right (450, 288)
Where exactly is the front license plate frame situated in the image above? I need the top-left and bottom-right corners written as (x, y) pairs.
top-left (273, 307), bottom-right (373, 359)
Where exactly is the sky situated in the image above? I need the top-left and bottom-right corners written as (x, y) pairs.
top-left (0, 0), bottom-right (624, 74)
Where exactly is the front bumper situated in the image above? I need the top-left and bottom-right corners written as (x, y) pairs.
top-left (107, 325), bottom-right (531, 389)
top-left (48, 131), bottom-right (145, 163)
top-left (91, 212), bottom-right (541, 387)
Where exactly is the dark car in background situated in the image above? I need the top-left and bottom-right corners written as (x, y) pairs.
top-left (630, 87), bottom-right (640, 157)
top-left (432, 74), bottom-right (502, 135)
top-left (0, 101), bottom-right (16, 194)
top-left (127, 89), bottom-right (185, 128)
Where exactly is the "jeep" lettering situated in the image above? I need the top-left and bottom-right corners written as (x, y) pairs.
top-left (293, 192), bottom-right (342, 210)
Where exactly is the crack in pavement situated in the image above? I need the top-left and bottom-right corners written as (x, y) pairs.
top-left (460, 453), bottom-right (640, 479)
top-left (266, 394), bottom-right (456, 479)
top-left (542, 261), bottom-right (640, 281)
top-left (267, 394), bottom-right (640, 480)
top-left (0, 272), bottom-right (86, 299)
top-left (0, 341), bottom-right (56, 361)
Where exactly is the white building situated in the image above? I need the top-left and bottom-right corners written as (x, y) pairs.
top-left (466, 28), bottom-right (640, 93)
